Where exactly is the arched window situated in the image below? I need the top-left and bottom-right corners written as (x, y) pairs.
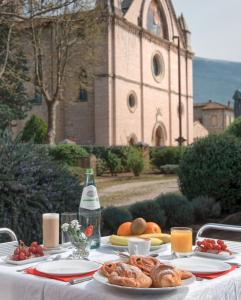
top-left (147, 0), bottom-right (168, 39)
top-left (79, 68), bottom-right (88, 102)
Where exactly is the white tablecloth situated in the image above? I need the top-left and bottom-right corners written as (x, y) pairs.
top-left (1, 243), bottom-right (241, 300)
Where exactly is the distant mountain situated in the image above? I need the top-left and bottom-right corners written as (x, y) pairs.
top-left (193, 57), bottom-right (241, 105)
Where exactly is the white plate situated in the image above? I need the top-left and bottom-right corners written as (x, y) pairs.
top-left (36, 260), bottom-right (100, 276)
top-left (101, 236), bottom-right (168, 251)
top-left (6, 255), bottom-right (48, 265)
top-left (172, 257), bottom-right (231, 274)
top-left (93, 270), bottom-right (195, 294)
top-left (194, 250), bottom-right (236, 260)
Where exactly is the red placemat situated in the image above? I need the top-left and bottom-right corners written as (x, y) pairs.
top-left (193, 265), bottom-right (237, 279)
top-left (25, 267), bottom-right (98, 282)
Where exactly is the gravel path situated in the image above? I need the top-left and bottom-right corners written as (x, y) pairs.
top-left (98, 178), bottom-right (179, 207)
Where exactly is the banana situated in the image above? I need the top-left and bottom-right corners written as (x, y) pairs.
top-left (140, 233), bottom-right (171, 243)
top-left (109, 235), bottom-right (163, 246)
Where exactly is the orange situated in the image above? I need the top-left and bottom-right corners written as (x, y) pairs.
top-left (117, 222), bottom-right (132, 236)
top-left (144, 222), bottom-right (161, 234)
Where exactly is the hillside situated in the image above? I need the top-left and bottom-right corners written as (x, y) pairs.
top-left (193, 57), bottom-right (241, 105)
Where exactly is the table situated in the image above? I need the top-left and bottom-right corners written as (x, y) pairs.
top-left (1, 241), bottom-right (241, 300)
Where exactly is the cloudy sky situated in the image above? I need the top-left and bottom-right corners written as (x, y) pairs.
top-left (172, 0), bottom-right (241, 62)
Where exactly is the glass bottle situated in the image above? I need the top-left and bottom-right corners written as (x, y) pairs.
top-left (79, 168), bottom-right (101, 249)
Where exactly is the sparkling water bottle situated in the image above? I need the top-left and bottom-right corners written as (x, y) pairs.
top-left (79, 168), bottom-right (101, 249)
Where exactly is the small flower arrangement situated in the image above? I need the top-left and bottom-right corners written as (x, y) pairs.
top-left (61, 220), bottom-right (93, 258)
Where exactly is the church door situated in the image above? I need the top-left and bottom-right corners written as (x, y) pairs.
top-left (155, 126), bottom-right (165, 146)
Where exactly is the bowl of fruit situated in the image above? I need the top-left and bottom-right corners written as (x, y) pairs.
top-left (102, 218), bottom-right (171, 251)
top-left (6, 240), bottom-right (48, 265)
top-left (194, 239), bottom-right (235, 260)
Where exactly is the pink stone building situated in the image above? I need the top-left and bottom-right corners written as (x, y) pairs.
top-left (16, 0), bottom-right (194, 146)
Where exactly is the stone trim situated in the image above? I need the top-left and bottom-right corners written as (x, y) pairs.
top-left (109, 14), bottom-right (194, 59)
top-left (96, 73), bottom-right (193, 98)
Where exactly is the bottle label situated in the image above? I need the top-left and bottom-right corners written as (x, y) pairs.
top-left (80, 185), bottom-right (100, 210)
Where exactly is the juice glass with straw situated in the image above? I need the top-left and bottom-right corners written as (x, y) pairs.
top-left (171, 227), bottom-right (193, 258)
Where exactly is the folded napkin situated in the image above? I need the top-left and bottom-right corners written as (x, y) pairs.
top-left (25, 267), bottom-right (98, 282)
top-left (193, 265), bottom-right (237, 279)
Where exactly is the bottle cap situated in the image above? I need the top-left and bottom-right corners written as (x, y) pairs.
top-left (86, 168), bottom-right (93, 174)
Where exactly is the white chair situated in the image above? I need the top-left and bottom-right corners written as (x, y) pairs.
top-left (0, 228), bottom-right (18, 257)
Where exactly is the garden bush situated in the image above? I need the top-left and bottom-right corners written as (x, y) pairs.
top-left (160, 164), bottom-right (179, 174)
top-left (101, 206), bottom-right (133, 236)
top-left (129, 200), bottom-right (166, 228)
top-left (0, 132), bottom-right (83, 244)
top-left (105, 151), bottom-right (122, 176)
top-left (127, 148), bottom-right (144, 176)
top-left (21, 114), bottom-right (47, 144)
top-left (49, 144), bottom-right (88, 166)
top-left (225, 116), bottom-right (241, 138)
top-left (179, 134), bottom-right (241, 213)
top-left (192, 196), bottom-right (221, 222)
top-left (155, 193), bottom-right (194, 228)
top-left (96, 158), bottom-right (108, 176)
top-left (151, 147), bottom-right (185, 170)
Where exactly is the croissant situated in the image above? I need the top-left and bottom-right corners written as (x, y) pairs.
top-left (101, 261), bottom-right (121, 278)
top-left (108, 263), bottom-right (152, 288)
top-left (150, 264), bottom-right (182, 288)
top-left (128, 256), bottom-right (160, 276)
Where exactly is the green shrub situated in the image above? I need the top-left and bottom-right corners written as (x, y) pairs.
top-left (192, 196), bottom-right (221, 222)
top-left (225, 116), bottom-right (241, 138)
top-left (0, 132), bottom-right (82, 244)
top-left (105, 151), bottom-right (122, 176)
top-left (155, 193), bottom-right (194, 228)
top-left (129, 200), bottom-right (166, 228)
top-left (127, 148), bottom-right (144, 176)
top-left (49, 144), bottom-right (88, 166)
top-left (96, 158), bottom-right (107, 176)
top-left (101, 206), bottom-right (133, 236)
top-left (151, 147), bottom-right (185, 170)
top-left (160, 164), bottom-right (179, 174)
top-left (178, 134), bottom-right (241, 213)
top-left (21, 114), bottom-right (47, 144)
top-left (68, 166), bottom-right (85, 182)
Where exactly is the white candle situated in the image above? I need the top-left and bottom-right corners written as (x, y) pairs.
top-left (42, 213), bottom-right (59, 248)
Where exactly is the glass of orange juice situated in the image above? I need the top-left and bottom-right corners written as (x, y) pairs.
top-left (171, 227), bottom-right (193, 258)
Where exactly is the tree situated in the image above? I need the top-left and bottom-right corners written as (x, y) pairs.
top-left (0, 25), bottom-right (32, 130)
top-left (225, 116), bottom-right (241, 139)
top-left (0, 1), bottom-right (103, 143)
top-left (27, 0), bottom-right (103, 144)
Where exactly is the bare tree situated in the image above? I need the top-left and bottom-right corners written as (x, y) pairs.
top-left (1, 0), bottom-right (104, 144)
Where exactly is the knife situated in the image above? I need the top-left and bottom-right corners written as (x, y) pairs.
top-left (69, 276), bottom-right (93, 285)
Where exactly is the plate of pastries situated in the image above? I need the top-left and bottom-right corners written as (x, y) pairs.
top-left (93, 256), bottom-right (195, 294)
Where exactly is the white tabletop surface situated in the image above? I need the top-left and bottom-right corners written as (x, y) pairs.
top-left (1, 240), bottom-right (241, 300)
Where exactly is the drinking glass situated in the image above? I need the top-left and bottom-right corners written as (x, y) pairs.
top-left (171, 227), bottom-right (193, 258)
top-left (42, 213), bottom-right (59, 249)
top-left (61, 212), bottom-right (77, 246)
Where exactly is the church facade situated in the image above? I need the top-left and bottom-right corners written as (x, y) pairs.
top-left (16, 0), bottom-right (194, 146)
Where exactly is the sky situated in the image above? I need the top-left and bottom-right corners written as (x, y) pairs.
top-left (172, 0), bottom-right (241, 63)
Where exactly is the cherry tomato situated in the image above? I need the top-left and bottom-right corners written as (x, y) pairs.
top-left (19, 252), bottom-right (26, 260)
top-left (30, 246), bottom-right (37, 254)
top-left (14, 247), bottom-right (20, 255)
top-left (30, 241), bottom-right (38, 247)
top-left (84, 225), bottom-right (94, 237)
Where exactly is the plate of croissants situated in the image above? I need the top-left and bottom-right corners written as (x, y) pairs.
top-left (94, 256), bottom-right (195, 294)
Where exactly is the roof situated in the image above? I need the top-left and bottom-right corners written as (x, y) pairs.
top-left (194, 101), bottom-right (233, 111)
